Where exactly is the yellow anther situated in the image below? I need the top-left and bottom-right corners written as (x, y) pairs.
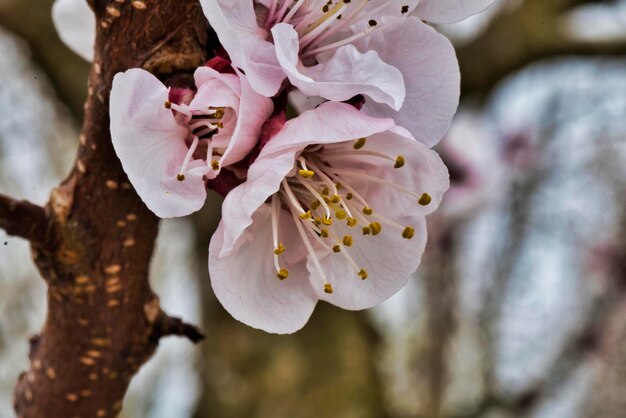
top-left (335, 210), bottom-right (347, 220)
top-left (212, 107), bottom-right (225, 119)
top-left (299, 169), bottom-right (315, 178)
top-left (362, 207), bottom-right (373, 215)
top-left (277, 269), bottom-right (289, 280)
top-left (324, 283), bottom-right (334, 294)
top-left (346, 193), bottom-right (354, 200)
top-left (347, 217), bottom-right (358, 227)
top-left (402, 227), bottom-right (415, 240)
top-left (362, 226), bottom-right (371, 235)
top-left (321, 187), bottom-right (330, 196)
top-left (394, 155), bottom-right (406, 169)
top-left (300, 211), bottom-right (312, 220)
top-left (314, 217), bottom-right (322, 225)
top-left (418, 193), bottom-right (432, 206)
top-left (343, 235), bottom-right (353, 247)
top-left (320, 229), bottom-right (329, 238)
top-left (211, 160), bottom-right (220, 171)
top-left (358, 269), bottom-right (369, 280)
top-left (353, 137), bottom-right (367, 149)
top-left (311, 201), bottom-right (321, 210)
top-left (274, 243), bottom-right (286, 255)
top-left (335, 183), bottom-right (342, 190)
top-left (215, 122), bottom-right (224, 129)
top-left (333, 245), bottom-right (341, 253)
top-left (323, 197), bottom-right (331, 204)
top-left (164, 101), bottom-right (172, 109)
top-left (322, 216), bottom-right (333, 225)
top-left (176, 174), bottom-right (185, 182)
top-left (369, 222), bottom-right (382, 236)
top-left (330, 195), bottom-right (341, 204)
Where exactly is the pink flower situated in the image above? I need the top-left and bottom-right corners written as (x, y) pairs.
top-left (52, 0), bottom-right (95, 61)
top-left (200, 0), bottom-right (493, 146)
top-left (209, 102), bottom-right (449, 333)
top-left (110, 67), bottom-right (273, 218)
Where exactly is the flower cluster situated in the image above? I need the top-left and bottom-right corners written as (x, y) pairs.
top-left (53, 0), bottom-right (495, 333)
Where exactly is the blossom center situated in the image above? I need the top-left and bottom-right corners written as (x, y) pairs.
top-left (165, 100), bottom-right (228, 181)
top-left (270, 138), bottom-right (432, 294)
top-left (262, 0), bottom-right (410, 60)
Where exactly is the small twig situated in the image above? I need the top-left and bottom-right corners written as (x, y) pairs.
top-left (0, 193), bottom-right (49, 243)
top-left (159, 314), bottom-right (205, 343)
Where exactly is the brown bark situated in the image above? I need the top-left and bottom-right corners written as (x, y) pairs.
top-left (10, 1), bottom-right (208, 417)
top-left (0, 194), bottom-right (49, 245)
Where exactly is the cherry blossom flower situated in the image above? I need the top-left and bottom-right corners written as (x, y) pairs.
top-left (52, 0), bottom-right (95, 61)
top-left (209, 102), bottom-right (449, 333)
top-left (200, 0), bottom-right (495, 146)
top-left (110, 67), bottom-right (273, 218)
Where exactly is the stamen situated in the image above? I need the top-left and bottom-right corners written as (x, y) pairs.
top-left (177, 136), bottom-right (199, 181)
top-left (354, 137), bottom-right (367, 149)
top-left (299, 169), bottom-right (315, 178)
top-left (290, 206), bottom-right (333, 294)
top-left (271, 195), bottom-right (288, 278)
top-left (369, 222), bottom-right (382, 236)
top-left (274, 243), bottom-right (286, 255)
top-left (418, 193), bottom-right (432, 206)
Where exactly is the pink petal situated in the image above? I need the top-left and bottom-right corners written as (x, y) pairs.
top-left (200, 0), bottom-right (285, 97)
top-left (309, 216), bottom-right (428, 310)
top-left (357, 17), bottom-right (460, 147)
top-left (352, 125), bottom-right (450, 219)
top-left (110, 69), bottom-right (210, 218)
top-left (272, 23), bottom-right (405, 110)
top-left (219, 68), bottom-right (274, 167)
top-left (414, 0), bottom-right (497, 24)
top-left (52, 0), bottom-right (95, 61)
top-left (209, 206), bottom-right (318, 334)
top-left (219, 102), bottom-right (395, 257)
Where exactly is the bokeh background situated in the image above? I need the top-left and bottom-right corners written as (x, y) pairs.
top-left (1, 0), bottom-right (626, 417)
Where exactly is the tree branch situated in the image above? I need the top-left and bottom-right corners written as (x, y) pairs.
top-left (0, 194), bottom-right (49, 243)
top-left (12, 1), bottom-right (209, 417)
top-left (458, 0), bottom-right (626, 97)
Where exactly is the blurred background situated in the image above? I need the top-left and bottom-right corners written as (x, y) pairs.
top-left (1, 0), bottom-right (626, 417)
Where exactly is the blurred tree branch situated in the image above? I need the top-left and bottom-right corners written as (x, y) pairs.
top-left (0, 194), bottom-right (49, 244)
top-left (458, 0), bottom-right (626, 97)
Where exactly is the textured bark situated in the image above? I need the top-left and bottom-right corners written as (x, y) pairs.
top-left (0, 194), bottom-right (49, 245)
top-left (10, 1), bottom-right (208, 417)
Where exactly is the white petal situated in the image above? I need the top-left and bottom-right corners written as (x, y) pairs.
top-left (219, 68), bottom-right (274, 167)
top-left (272, 23), bottom-right (405, 110)
top-left (414, 0), bottom-right (497, 24)
top-left (309, 216), bottom-right (427, 310)
top-left (52, 0), bottom-right (95, 61)
top-left (200, 0), bottom-right (285, 97)
top-left (357, 17), bottom-right (460, 147)
top-left (209, 206), bottom-right (318, 334)
top-left (110, 69), bottom-right (210, 218)
top-left (356, 126), bottom-right (450, 218)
